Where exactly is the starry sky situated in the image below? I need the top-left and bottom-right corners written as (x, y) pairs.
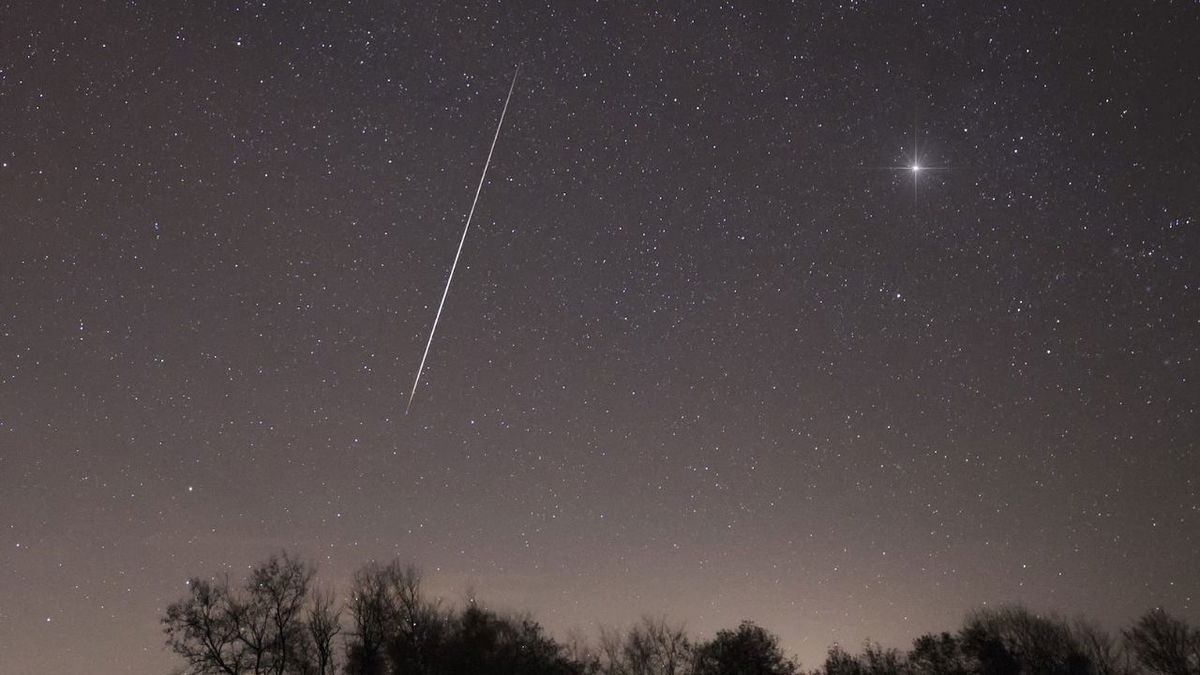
top-left (2, 2), bottom-right (1197, 673)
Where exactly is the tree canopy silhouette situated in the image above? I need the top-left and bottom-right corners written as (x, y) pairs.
top-left (162, 552), bottom-right (1198, 675)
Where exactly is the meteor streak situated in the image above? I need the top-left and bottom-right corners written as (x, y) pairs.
top-left (406, 67), bottom-right (519, 415)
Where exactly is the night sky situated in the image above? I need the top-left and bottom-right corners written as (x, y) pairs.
top-left (2, 2), bottom-right (1198, 673)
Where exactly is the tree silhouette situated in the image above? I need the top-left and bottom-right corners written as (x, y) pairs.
top-left (692, 621), bottom-right (798, 675)
top-left (960, 606), bottom-right (1092, 675)
top-left (620, 616), bottom-right (693, 675)
top-left (344, 560), bottom-right (444, 675)
top-left (161, 551), bottom-right (1197, 675)
top-left (162, 552), bottom-right (319, 675)
top-left (821, 644), bottom-right (871, 675)
top-left (164, 574), bottom-right (246, 675)
top-left (433, 602), bottom-right (582, 675)
top-left (1123, 609), bottom-right (1200, 675)
top-left (819, 641), bottom-right (907, 675)
top-left (909, 633), bottom-right (970, 675)
top-left (306, 587), bottom-right (341, 675)
top-left (1073, 619), bottom-right (1136, 675)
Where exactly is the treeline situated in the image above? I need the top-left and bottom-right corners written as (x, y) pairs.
top-left (163, 552), bottom-right (1200, 675)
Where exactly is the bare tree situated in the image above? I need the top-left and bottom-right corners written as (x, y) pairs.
top-left (624, 620), bottom-right (658, 675)
top-left (823, 645), bottom-right (868, 675)
top-left (597, 625), bottom-right (630, 675)
top-left (822, 641), bottom-right (909, 675)
top-left (383, 563), bottom-right (445, 674)
top-left (962, 605), bottom-right (1090, 675)
top-left (623, 616), bottom-right (691, 675)
top-left (909, 633), bottom-right (969, 675)
top-left (1073, 619), bottom-right (1135, 675)
top-left (1123, 609), bottom-right (1199, 675)
top-left (563, 627), bottom-right (603, 675)
top-left (344, 560), bottom-right (446, 675)
top-left (247, 552), bottom-right (314, 674)
top-left (164, 575), bottom-right (247, 675)
top-left (306, 587), bottom-right (341, 675)
top-left (345, 562), bottom-right (392, 675)
top-left (862, 641), bottom-right (909, 675)
top-left (163, 553), bottom-right (321, 675)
